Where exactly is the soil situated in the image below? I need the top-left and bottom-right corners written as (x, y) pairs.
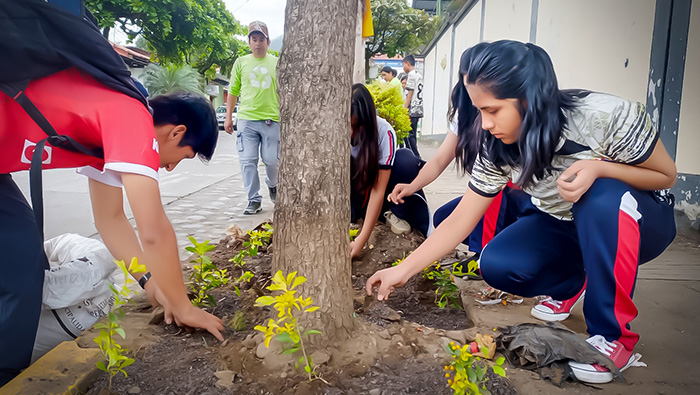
top-left (81, 222), bottom-right (607, 395)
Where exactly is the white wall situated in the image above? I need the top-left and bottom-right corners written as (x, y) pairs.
top-left (422, 49), bottom-right (437, 137)
top-left (536, 0), bottom-right (655, 103)
top-left (482, 0), bottom-right (531, 42)
top-left (677, 0), bottom-right (700, 174)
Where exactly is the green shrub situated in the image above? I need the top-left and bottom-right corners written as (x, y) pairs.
top-left (366, 80), bottom-right (411, 141)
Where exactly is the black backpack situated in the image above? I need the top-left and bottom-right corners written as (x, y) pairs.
top-left (0, 0), bottom-right (149, 239)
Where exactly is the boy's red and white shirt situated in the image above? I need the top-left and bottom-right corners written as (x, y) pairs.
top-left (0, 68), bottom-right (159, 187)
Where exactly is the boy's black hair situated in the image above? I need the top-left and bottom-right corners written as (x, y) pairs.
top-left (150, 91), bottom-right (218, 161)
top-left (403, 55), bottom-right (416, 66)
top-left (400, 74), bottom-right (408, 82)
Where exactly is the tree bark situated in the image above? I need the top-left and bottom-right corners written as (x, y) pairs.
top-left (275, 0), bottom-right (358, 342)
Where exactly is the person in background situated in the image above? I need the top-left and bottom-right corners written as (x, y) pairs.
top-left (380, 66), bottom-right (402, 91)
top-left (402, 55), bottom-right (423, 159)
top-left (225, 21), bottom-right (279, 215)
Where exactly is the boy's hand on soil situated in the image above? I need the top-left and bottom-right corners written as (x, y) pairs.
top-left (144, 281), bottom-right (175, 324)
top-left (172, 304), bottom-right (225, 341)
top-left (366, 266), bottom-right (408, 301)
top-left (558, 160), bottom-right (600, 203)
top-left (388, 183), bottom-right (413, 204)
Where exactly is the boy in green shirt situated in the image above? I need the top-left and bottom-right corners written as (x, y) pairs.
top-left (225, 21), bottom-right (280, 215)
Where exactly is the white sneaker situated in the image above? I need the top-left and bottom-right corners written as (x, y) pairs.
top-left (384, 211), bottom-right (411, 235)
top-left (569, 335), bottom-right (641, 384)
top-left (531, 289), bottom-right (585, 322)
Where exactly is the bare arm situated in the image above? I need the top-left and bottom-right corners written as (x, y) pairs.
top-left (558, 140), bottom-right (677, 202)
top-left (224, 94), bottom-right (239, 134)
top-left (367, 188), bottom-right (493, 299)
top-left (351, 169), bottom-right (391, 258)
top-left (388, 132), bottom-right (458, 204)
top-left (109, 174), bottom-right (223, 339)
top-left (404, 90), bottom-right (413, 109)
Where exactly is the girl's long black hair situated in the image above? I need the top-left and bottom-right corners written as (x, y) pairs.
top-left (351, 83), bottom-right (379, 195)
top-left (450, 40), bottom-right (578, 189)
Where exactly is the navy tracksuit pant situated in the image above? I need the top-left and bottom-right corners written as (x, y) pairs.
top-left (434, 185), bottom-right (530, 254)
top-left (351, 148), bottom-right (430, 236)
top-left (480, 178), bottom-right (675, 350)
top-left (0, 174), bottom-right (47, 386)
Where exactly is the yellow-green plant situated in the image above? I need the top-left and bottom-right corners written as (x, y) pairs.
top-left (349, 228), bottom-right (359, 241)
top-left (254, 271), bottom-right (322, 382)
top-left (93, 257), bottom-right (145, 390)
top-left (187, 236), bottom-right (229, 306)
top-left (233, 270), bottom-right (254, 297)
top-left (366, 79), bottom-right (411, 140)
top-left (423, 260), bottom-right (478, 309)
top-left (445, 341), bottom-right (506, 395)
top-left (230, 223), bottom-right (274, 267)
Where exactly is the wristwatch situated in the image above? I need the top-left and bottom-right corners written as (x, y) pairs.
top-left (138, 272), bottom-right (152, 289)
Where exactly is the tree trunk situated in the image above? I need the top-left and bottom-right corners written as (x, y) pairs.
top-left (274, 0), bottom-right (358, 342)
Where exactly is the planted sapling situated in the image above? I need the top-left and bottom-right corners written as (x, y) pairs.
top-left (93, 257), bottom-right (146, 390)
top-left (444, 341), bottom-right (506, 395)
top-left (187, 236), bottom-right (229, 307)
top-left (254, 270), bottom-right (324, 382)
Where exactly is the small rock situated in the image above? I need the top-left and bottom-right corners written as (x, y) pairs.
top-left (365, 301), bottom-right (401, 322)
top-left (127, 387), bottom-right (141, 395)
top-left (387, 325), bottom-right (401, 336)
top-left (310, 350), bottom-right (331, 365)
top-left (256, 342), bottom-right (272, 359)
top-left (378, 329), bottom-right (391, 340)
top-left (445, 330), bottom-right (467, 345)
top-left (214, 370), bottom-right (235, 390)
top-left (421, 327), bottom-right (435, 336)
top-left (281, 372), bottom-right (288, 379)
top-left (369, 389), bottom-right (381, 395)
top-left (239, 346), bottom-right (248, 354)
top-left (242, 333), bottom-right (257, 349)
top-left (391, 334), bottom-right (403, 346)
top-left (149, 307), bottom-right (165, 325)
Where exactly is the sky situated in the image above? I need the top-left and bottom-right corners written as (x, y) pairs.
top-left (223, 0), bottom-right (288, 40)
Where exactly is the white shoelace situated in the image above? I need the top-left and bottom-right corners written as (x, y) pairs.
top-left (540, 297), bottom-right (562, 308)
top-left (587, 335), bottom-right (616, 356)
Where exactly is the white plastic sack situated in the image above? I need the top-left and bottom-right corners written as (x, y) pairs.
top-left (31, 234), bottom-right (121, 363)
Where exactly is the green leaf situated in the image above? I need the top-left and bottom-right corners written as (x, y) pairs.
top-left (304, 330), bottom-right (322, 336)
top-left (304, 365), bottom-right (311, 373)
top-left (96, 360), bottom-right (107, 372)
top-left (495, 356), bottom-right (505, 366)
top-left (254, 296), bottom-right (276, 306)
top-left (114, 327), bottom-right (126, 339)
top-left (276, 332), bottom-right (293, 343)
top-left (492, 365), bottom-right (506, 377)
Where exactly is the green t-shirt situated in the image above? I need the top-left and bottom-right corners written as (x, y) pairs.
top-left (230, 54), bottom-right (279, 122)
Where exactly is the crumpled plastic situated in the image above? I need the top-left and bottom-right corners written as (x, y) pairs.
top-left (497, 323), bottom-right (639, 386)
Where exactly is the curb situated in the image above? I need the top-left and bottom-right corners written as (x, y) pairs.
top-left (0, 341), bottom-right (101, 395)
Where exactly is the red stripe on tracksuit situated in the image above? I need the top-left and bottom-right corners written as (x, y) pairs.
top-left (481, 190), bottom-right (503, 247)
top-left (614, 206), bottom-right (641, 350)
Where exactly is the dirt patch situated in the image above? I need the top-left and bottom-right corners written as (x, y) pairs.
top-left (82, 223), bottom-right (534, 394)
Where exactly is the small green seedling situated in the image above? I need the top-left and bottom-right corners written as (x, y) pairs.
top-left (93, 257), bottom-right (145, 390)
top-left (187, 236), bottom-right (229, 307)
top-left (349, 229), bottom-right (359, 241)
top-left (254, 271), bottom-right (324, 382)
top-left (230, 223), bottom-right (274, 267)
top-left (445, 341), bottom-right (506, 395)
top-left (233, 270), bottom-right (254, 297)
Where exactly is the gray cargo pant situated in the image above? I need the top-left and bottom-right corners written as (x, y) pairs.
top-left (236, 119), bottom-right (279, 203)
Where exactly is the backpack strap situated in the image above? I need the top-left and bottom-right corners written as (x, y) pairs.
top-left (0, 81), bottom-right (104, 239)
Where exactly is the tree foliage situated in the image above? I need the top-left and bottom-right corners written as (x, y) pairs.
top-left (142, 64), bottom-right (203, 96)
top-left (365, 0), bottom-right (440, 60)
top-left (86, 0), bottom-right (246, 78)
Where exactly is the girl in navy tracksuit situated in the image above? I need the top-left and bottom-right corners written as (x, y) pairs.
top-left (367, 41), bottom-right (676, 384)
top-left (350, 84), bottom-right (430, 258)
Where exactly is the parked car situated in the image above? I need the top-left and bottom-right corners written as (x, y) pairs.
top-left (216, 105), bottom-right (237, 130)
